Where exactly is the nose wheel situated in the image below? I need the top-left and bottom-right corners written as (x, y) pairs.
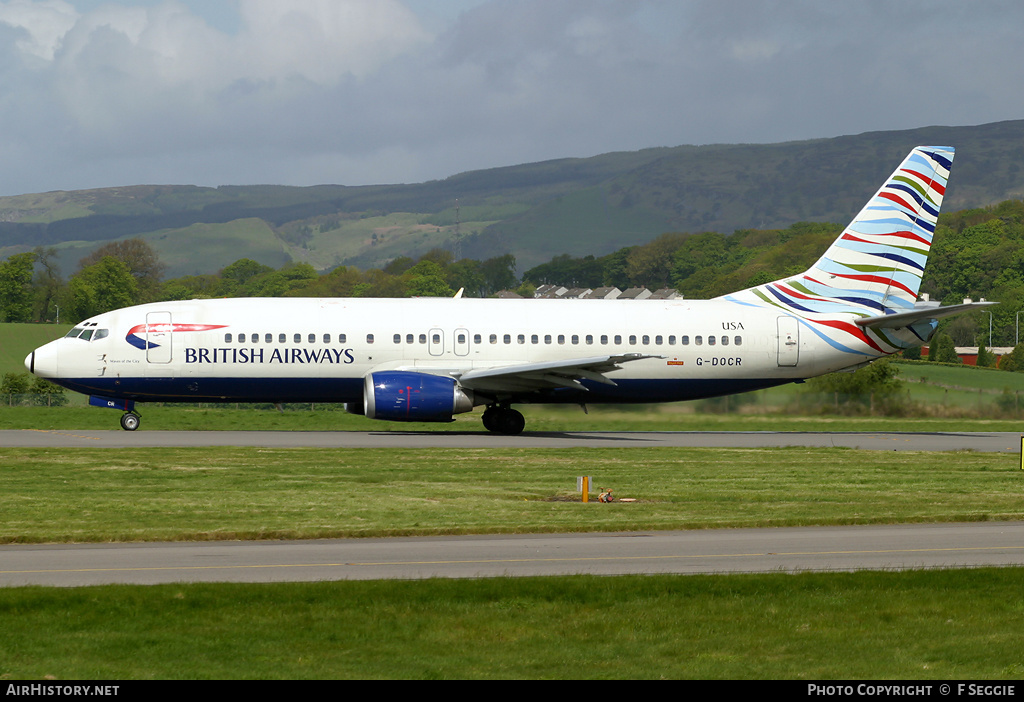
top-left (120, 411), bottom-right (141, 431)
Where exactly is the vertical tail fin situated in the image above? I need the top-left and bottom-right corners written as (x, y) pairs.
top-left (723, 146), bottom-right (954, 318)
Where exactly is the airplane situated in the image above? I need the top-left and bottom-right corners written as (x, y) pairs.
top-left (25, 146), bottom-right (995, 434)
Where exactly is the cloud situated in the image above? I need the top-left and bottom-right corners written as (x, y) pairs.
top-left (0, 0), bottom-right (77, 62)
top-left (0, 0), bottom-right (1023, 196)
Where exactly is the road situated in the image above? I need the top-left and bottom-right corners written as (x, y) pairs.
top-left (2, 522), bottom-right (1023, 587)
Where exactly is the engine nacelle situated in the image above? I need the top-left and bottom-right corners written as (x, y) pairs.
top-left (364, 371), bottom-right (474, 422)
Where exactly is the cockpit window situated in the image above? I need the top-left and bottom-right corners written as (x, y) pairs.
top-left (65, 323), bottom-right (106, 341)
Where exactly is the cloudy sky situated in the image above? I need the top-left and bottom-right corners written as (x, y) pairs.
top-left (0, 0), bottom-right (1022, 196)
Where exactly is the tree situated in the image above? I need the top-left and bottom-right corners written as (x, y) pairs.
top-left (976, 345), bottom-right (998, 368)
top-left (404, 260), bottom-right (454, 297)
top-left (1, 372), bottom-right (30, 395)
top-left (66, 256), bottom-right (139, 321)
top-left (478, 254), bottom-right (517, 296)
top-left (928, 333), bottom-right (961, 364)
top-left (31, 246), bottom-right (64, 322)
top-left (220, 259), bottom-right (273, 295)
top-left (78, 239), bottom-right (164, 302)
top-left (0, 252), bottom-right (37, 322)
top-left (999, 343), bottom-right (1024, 372)
top-left (804, 357), bottom-right (907, 414)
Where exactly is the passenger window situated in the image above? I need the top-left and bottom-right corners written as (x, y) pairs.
top-left (614, 335), bottom-right (622, 345)
top-left (668, 335), bottom-right (676, 345)
top-left (517, 334), bottom-right (525, 344)
top-left (239, 333), bottom-right (246, 343)
top-left (531, 334), bottom-right (538, 344)
top-left (545, 334), bottom-right (552, 344)
top-left (722, 336), bottom-right (729, 346)
top-left (490, 334), bottom-right (498, 344)
top-left (474, 334), bottom-right (482, 344)
top-left (339, 334), bottom-right (347, 344)
top-left (655, 335), bottom-right (663, 345)
top-left (433, 333), bottom-right (441, 344)
top-left (308, 334), bottom-right (316, 344)
top-left (394, 334), bottom-right (401, 344)
top-left (601, 335), bottom-right (608, 345)
top-left (558, 335), bottom-right (565, 345)
top-left (709, 336), bottom-right (716, 346)
top-left (586, 335), bottom-right (593, 345)
top-left (279, 333), bottom-right (286, 343)
top-left (294, 333), bottom-right (301, 343)
top-left (504, 334), bottom-right (511, 344)
top-left (459, 333), bottom-right (467, 344)
top-left (225, 333), bottom-right (233, 343)
top-left (571, 335), bottom-right (579, 345)
top-left (735, 336), bottom-right (742, 346)
top-left (642, 335), bottom-right (649, 345)
top-left (265, 333), bottom-right (273, 343)
top-left (252, 333), bottom-right (259, 343)
top-left (324, 334), bottom-right (331, 344)
top-left (366, 334), bottom-right (374, 344)
top-left (682, 335), bottom-right (690, 345)
top-left (420, 334), bottom-right (427, 344)
top-left (695, 336), bottom-right (703, 346)
top-left (629, 335), bottom-right (637, 345)
top-left (407, 334), bottom-right (414, 344)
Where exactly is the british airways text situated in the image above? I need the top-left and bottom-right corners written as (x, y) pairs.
top-left (185, 347), bottom-right (356, 364)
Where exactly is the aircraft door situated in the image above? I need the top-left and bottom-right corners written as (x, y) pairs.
top-left (146, 311), bottom-right (172, 364)
top-left (429, 328), bottom-right (444, 356)
top-left (777, 316), bottom-right (799, 367)
top-left (454, 328), bottom-right (470, 356)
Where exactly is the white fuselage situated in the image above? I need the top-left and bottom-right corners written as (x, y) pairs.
top-left (28, 296), bottom-right (874, 406)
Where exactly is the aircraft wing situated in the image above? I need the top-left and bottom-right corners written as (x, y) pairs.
top-left (455, 353), bottom-right (658, 393)
top-left (855, 301), bottom-right (997, 330)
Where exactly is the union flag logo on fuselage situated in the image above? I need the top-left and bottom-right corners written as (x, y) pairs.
top-left (125, 323), bottom-right (228, 350)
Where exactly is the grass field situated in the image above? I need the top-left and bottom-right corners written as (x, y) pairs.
top-left (0, 323), bottom-right (70, 377)
top-left (2, 443), bottom-right (1023, 679)
top-left (3, 446), bottom-right (1021, 544)
top-left (3, 569), bottom-right (1023, 679)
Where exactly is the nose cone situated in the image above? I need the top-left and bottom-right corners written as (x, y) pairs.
top-left (27, 341), bottom-right (59, 378)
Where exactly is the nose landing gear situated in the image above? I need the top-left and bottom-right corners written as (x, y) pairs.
top-left (120, 411), bottom-right (141, 431)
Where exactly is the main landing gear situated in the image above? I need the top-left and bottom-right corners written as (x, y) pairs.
top-left (120, 411), bottom-right (141, 431)
top-left (481, 405), bottom-right (525, 435)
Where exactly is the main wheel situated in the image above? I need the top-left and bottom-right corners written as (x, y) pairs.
top-left (494, 408), bottom-right (525, 435)
top-left (481, 406), bottom-right (499, 432)
top-left (120, 412), bottom-right (140, 431)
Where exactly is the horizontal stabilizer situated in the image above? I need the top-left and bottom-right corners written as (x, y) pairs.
top-left (855, 301), bottom-right (997, 330)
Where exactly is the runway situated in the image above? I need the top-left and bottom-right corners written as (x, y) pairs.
top-left (2, 522), bottom-right (1023, 587)
top-left (1, 429), bottom-right (1022, 451)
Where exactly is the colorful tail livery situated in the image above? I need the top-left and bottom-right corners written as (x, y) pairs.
top-left (26, 146), bottom-right (995, 434)
top-left (723, 147), bottom-right (990, 356)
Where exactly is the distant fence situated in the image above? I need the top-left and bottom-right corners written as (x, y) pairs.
top-left (2, 393), bottom-right (69, 407)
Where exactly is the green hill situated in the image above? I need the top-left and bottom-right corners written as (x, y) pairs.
top-left (2, 120), bottom-right (1023, 275)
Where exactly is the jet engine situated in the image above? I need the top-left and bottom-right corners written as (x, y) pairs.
top-left (364, 371), bottom-right (474, 422)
